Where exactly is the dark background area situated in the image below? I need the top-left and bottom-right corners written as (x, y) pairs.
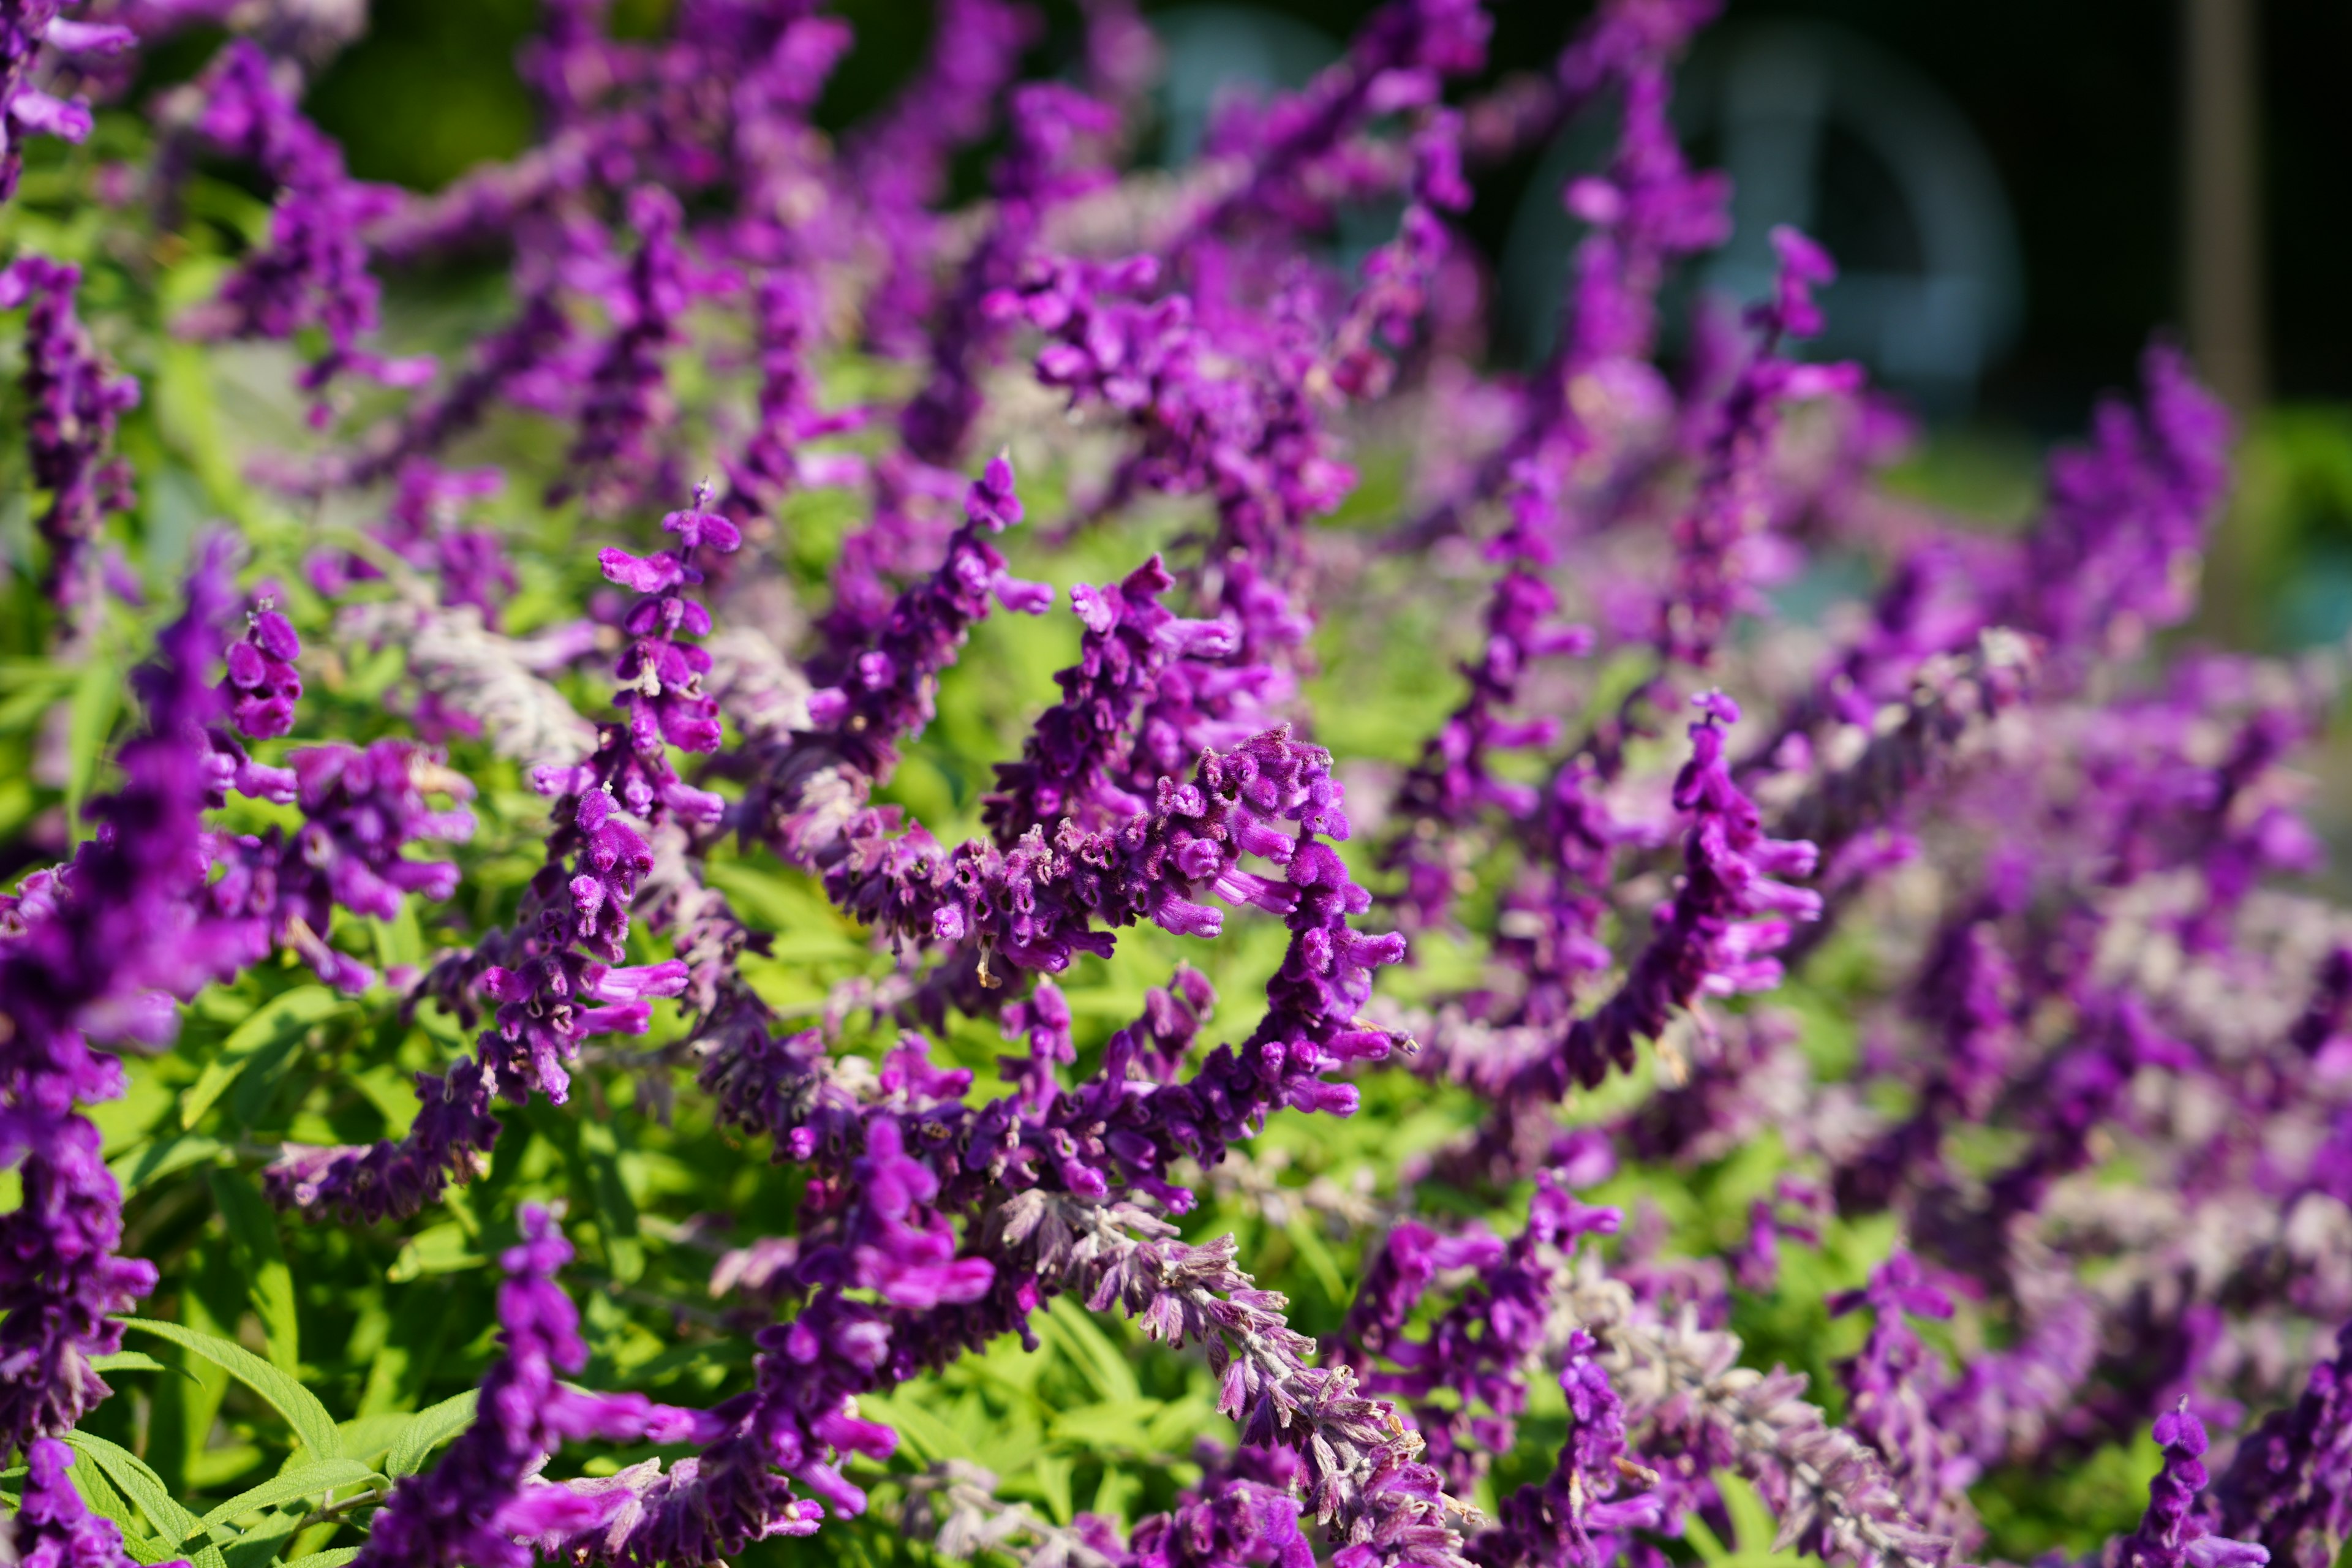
top-left (293, 0), bottom-right (2352, 441)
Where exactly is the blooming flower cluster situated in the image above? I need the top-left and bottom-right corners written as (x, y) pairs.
top-left (0, 4), bottom-right (2345, 1568)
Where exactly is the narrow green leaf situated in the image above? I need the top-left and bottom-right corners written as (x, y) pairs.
top-left (88, 1350), bottom-right (201, 1385)
top-left (108, 1134), bottom-right (226, 1195)
top-left (0, 667), bottom-right (72, 734)
top-left (384, 1389), bottom-right (478, 1478)
top-left (334, 1412), bottom-right (412, 1466)
top-left (280, 1552), bottom-right (363, 1568)
top-left (1283, 1213), bottom-right (1347, 1304)
top-left (116, 1532), bottom-right (183, 1567)
top-left (371, 899), bottom-right (423, 971)
top-left (385, 1222), bottom-right (483, 1282)
top-left (119, 1319), bottom-right (341, 1460)
top-left (190, 1458), bottom-right (378, 1538)
top-left (181, 986), bottom-right (344, 1130)
top-left (206, 1169), bottom-right (301, 1374)
top-left (1031, 1450), bottom-right (1075, 1526)
top-left (861, 1391), bottom-right (979, 1464)
top-left (62, 1446), bottom-right (148, 1544)
top-left (64, 641), bottom-right (121, 834)
top-left (63, 1431), bottom-right (227, 1568)
top-left (1682, 1511), bottom-right (1732, 1566)
top-left (1040, 1297), bottom-right (1140, 1403)
top-left (581, 1121), bottom-right (643, 1284)
top-left (1048, 1399), bottom-right (1163, 1452)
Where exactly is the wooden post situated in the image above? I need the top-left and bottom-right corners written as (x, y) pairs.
top-left (2184, 0), bottom-right (2266, 411)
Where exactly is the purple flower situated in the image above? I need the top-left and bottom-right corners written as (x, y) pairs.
top-left (2011, 345), bottom-right (2233, 660)
top-left (902, 81), bottom-right (1116, 465)
top-left (183, 39), bottom-right (429, 417)
top-left (741, 455), bottom-right (1050, 862)
top-left (1830, 1254), bottom-right (1978, 1548)
top-left (2114, 1405), bottom-right (2269, 1568)
top-left (206, 739), bottom-right (476, 995)
top-left (0, 4), bottom-right (133, 202)
top-left (0, 545), bottom-right (249, 1458)
top-left (2212, 1322), bottom-right (2352, 1568)
top-left (356, 1205), bottom-right (719, 1567)
top-left (268, 484), bottom-right (741, 1221)
top-left (1459, 694), bottom-right (1818, 1133)
top-left (984, 553), bottom-right (1237, 843)
top-left (1355, 1179), bottom-right (1618, 1493)
top-left (845, 0), bottom-right (1042, 356)
top-left (0, 254), bottom-right (139, 649)
top-left (1662, 227), bottom-right (1861, 668)
top-left (308, 459), bottom-right (515, 622)
top-left (1471, 1330), bottom-right (1662, 1568)
top-left (1380, 554), bottom-right (1593, 928)
top-left (552, 186), bottom-right (695, 513)
top-left (216, 599), bottom-right (303, 740)
top-left (6, 1436), bottom-right (160, 1567)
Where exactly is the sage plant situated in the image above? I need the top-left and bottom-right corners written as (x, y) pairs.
top-left (0, 6), bottom-right (2340, 1568)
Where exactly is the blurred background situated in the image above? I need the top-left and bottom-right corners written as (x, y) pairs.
top-left (251, 0), bottom-right (2352, 649)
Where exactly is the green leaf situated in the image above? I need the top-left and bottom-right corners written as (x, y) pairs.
top-left (206, 1168), bottom-right (301, 1374)
top-left (371, 898), bottom-right (423, 971)
top-left (860, 1391), bottom-right (979, 1464)
top-left (119, 1318), bottom-right (341, 1460)
top-left (1031, 1450), bottom-right (1074, 1526)
top-left (386, 1222), bottom-right (484, 1282)
top-left (384, 1389), bottom-right (478, 1478)
top-left (1039, 1297), bottom-right (1140, 1403)
top-left (1048, 1399), bottom-right (1162, 1453)
top-left (0, 668), bottom-right (71, 734)
top-left (88, 1349), bottom-right (203, 1387)
top-left (582, 1121), bottom-right (643, 1284)
top-left (280, 1553), bottom-right (363, 1568)
top-left (64, 641), bottom-right (121, 834)
top-left (1718, 1471), bottom-right (1777, 1556)
top-left (118, 1532), bottom-right (185, 1567)
top-left (190, 1459), bottom-right (378, 1539)
top-left (62, 1446), bottom-right (150, 1547)
top-left (64, 1431), bottom-right (227, 1568)
top-left (108, 1134), bottom-right (227, 1195)
top-left (334, 1412), bottom-right (413, 1466)
top-left (181, 986), bottom-right (344, 1130)
top-left (1283, 1213), bottom-right (1346, 1304)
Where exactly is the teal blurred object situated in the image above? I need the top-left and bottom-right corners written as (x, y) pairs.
top-left (2215, 407), bottom-right (2352, 649)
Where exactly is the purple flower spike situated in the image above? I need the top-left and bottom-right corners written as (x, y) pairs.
top-left (1664, 226), bottom-right (1861, 668)
top-left (1482, 695), bottom-right (1819, 1121)
top-left (183, 40), bottom-right (426, 417)
top-left (0, 4), bottom-right (133, 202)
top-left (0, 546), bottom-right (250, 1459)
top-left (356, 1205), bottom-right (719, 1568)
top-left (219, 601), bottom-right (303, 740)
top-left (1472, 1330), bottom-right (1661, 1568)
top-left (309, 459), bottom-right (515, 624)
top-left (903, 80), bottom-right (1116, 465)
top-left (0, 254), bottom-right (140, 650)
top-left (2214, 1322), bottom-right (2352, 1568)
top-left (9, 1436), bottom-right (154, 1567)
top-left (207, 739), bottom-right (476, 995)
top-left (1830, 1254), bottom-right (1978, 1550)
top-left (2115, 1404), bottom-right (2269, 1568)
top-left (2010, 344), bottom-right (2233, 661)
top-left (270, 483), bottom-right (736, 1221)
top-left (984, 553), bottom-right (1237, 843)
top-left (555, 186), bottom-right (694, 513)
